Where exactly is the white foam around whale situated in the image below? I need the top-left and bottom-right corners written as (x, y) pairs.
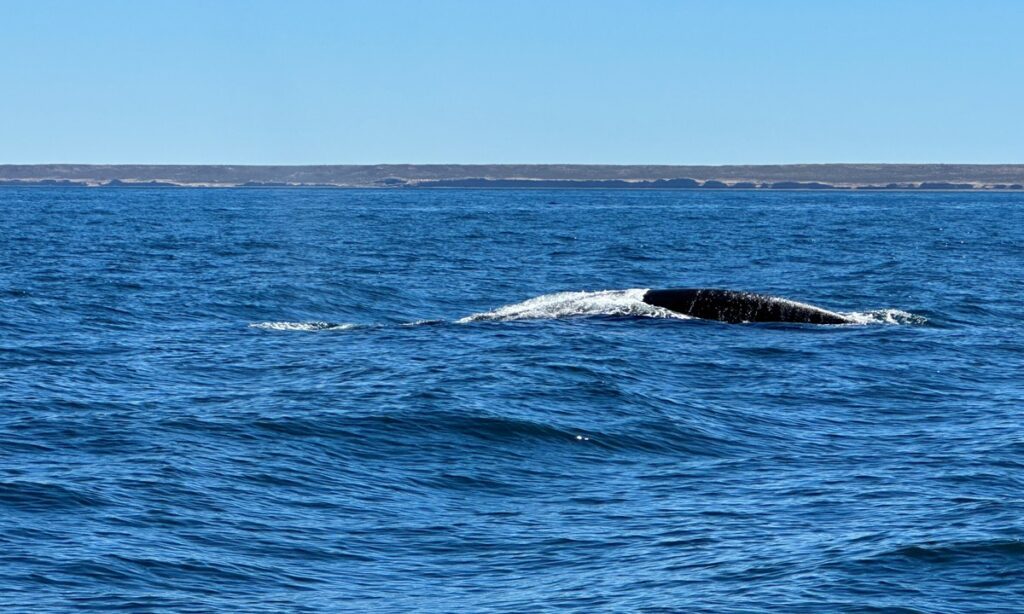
top-left (841, 309), bottom-right (927, 325)
top-left (457, 288), bottom-right (690, 323)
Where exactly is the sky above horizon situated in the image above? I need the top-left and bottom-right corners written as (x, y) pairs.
top-left (2, 0), bottom-right (1022, 165)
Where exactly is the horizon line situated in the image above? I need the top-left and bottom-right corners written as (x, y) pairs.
top-left (4, 162), bottom-right (1024, 167)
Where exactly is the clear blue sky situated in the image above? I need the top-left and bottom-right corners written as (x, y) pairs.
top-left (2, 0), bottom-right (1022, 164)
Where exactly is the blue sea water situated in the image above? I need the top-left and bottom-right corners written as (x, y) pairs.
top-left (1, 187), bottom-right (1022, 612)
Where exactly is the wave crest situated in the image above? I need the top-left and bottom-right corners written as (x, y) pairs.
top-left (249, 321), bottom-right (360, 331)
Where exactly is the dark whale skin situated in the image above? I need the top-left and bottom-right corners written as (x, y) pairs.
top-left (642, 288), bottom-right (855, 324)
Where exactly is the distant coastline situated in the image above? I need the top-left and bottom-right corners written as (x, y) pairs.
top-left (2, 164), bottom-right (1023, 190)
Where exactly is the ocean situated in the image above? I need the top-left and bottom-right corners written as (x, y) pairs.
top-left (1, 187), bottom-right (1022, 612)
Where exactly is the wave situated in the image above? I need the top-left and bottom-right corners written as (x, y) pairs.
top-left (249, 321), bottom-right (361, 332)
top-left (457, 288), bottom-right (688, 323)
top-left (861, 538), bottom-right (1024, 565)
top-left (0, 480), bottom-right (108, 511)
top-left (400, 319), bottom-right (445, 327)
top-left (242, 411), bottom-right (732, 458)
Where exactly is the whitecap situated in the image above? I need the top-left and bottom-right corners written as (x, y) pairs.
top-left (249, 321), bottom-right (360, 331)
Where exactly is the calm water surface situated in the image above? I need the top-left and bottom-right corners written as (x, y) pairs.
top-left (1, 188), bottom-right (1022, 612)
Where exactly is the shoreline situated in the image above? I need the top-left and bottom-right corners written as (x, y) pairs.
top-left (3, 164), bottom-right (1024, 190)
top-left (1, 182), bottom-right (1022, 191)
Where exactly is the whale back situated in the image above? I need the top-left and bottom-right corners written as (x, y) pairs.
top-left (642, 288), bottom-right (852, 324)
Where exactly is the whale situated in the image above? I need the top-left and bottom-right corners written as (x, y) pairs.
top-left (642, 288), bottom-right (855, 324)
